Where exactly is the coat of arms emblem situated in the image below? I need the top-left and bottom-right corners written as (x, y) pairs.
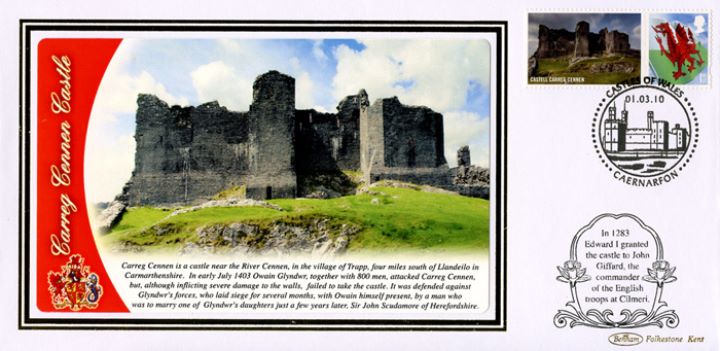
top-left (47, 254), bottom-right (103, 311)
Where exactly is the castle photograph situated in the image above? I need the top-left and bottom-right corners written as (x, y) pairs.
top-left (121, 71), bottom-right (471, 205)
top-left (86, 38), bottom-right (493, 256)
top-left (528, 13), bottom-right (641, 84)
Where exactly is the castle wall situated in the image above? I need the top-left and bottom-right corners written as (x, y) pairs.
top-left (124, 94), bottom-right (187, 205)
top-left (625, 129), bottom-right (671, 151)
top-left (599, 29), bottom-right (630, 55)
top-left (625, 129), bottom-right (652, 150)
top-left (334, 95), bottom-right (362, 170)
top-left (534, 22), bottom-right (633, 59)
top-left (123, 94), bottom-right (251, 206)
top-left (365, 167), bottom-right (453, 188)
top-left (295, 110), bottom-right (340, 173)
top-left (360, 96), bottom-right (448, 185)
top-left (294, 98), bottom-right (360, 174)
top-left (536, 24), bottom-right (575, 58)
top-left (132, 94), bottom-right (190, 175)
top-left (190, 102), bottom-right (250, 172)
top-left (380, 97), bottom-right (446, 168)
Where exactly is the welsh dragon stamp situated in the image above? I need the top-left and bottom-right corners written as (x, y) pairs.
top-left (649, 13), bottom-right (710, 86)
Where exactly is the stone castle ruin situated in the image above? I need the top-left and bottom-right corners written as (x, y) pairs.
top-left (535, 21), bottom-right (633, 59)
top-left (529, 20), bottom-right (640, 75)
top-left (118, 70), bottom-right (488, 206)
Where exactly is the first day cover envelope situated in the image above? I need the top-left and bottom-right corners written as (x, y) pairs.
top-left (1, 0), bottom-right (720, 350)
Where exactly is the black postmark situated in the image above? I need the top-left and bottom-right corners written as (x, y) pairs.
top-left (593, 77), bottom-right (698, 186)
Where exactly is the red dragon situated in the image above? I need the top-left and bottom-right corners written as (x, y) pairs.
top-left (653, 22), bottom-right (705, 80)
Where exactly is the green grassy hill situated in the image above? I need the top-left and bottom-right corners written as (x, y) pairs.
top-left (531, 55), bottom-right (640, 84)
top-left (102, 185), bottom-right (490, 254)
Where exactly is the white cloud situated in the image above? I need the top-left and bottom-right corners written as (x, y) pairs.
top-left (85, 132), bottom-right (135, 203)
top-left (312, 105), bottom-right (329, 113)
top-left (289, 56), bottom-right (302, 71)
top-left (332, 43), bottom-right (402, 103)
top-left (91, 40), bottom-right (188, 122)
top-left (332, 39), bottom-right (490, 112)
top-left (443, 111), bottom-right (489, 168)
top-left (528, 37), bottom-right (539, 56)
top-left (85, 40), bottom-right (189, 205)
top-left (313, 40), bottom-right (328, 63)
top-left (94, 70), bottom-right (188, 117)
top-left (190, 42), bottom-right (320, 110)
top-left (191, 59), bottom-right (318, 111)
top-left (295, 71), bottom-right (316, 109)
top-left (694, 15), bottom-right (706, 34)
top-left (191, 61), bottom-right (252, 111)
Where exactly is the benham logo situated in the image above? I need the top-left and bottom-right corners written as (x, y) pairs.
top-left (608, 332), bottom-right (643, 346)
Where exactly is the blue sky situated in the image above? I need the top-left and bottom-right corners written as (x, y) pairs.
top-left (120, 39), bottom-right (366, 111)
top-left (649, 13), bottom-right (709, 50)
top-left (86, 38), bottom-right (491, 203)
top-left (118, 39), bottom-right (487, 113)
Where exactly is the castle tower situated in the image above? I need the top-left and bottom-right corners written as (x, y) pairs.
top-left (604, 104), bottom-right (626, 152)
top-left (621, 106), bottom-right (628, 122)
top-left (359, 89), bottom-right (384, 182)
top-left (647, 110), bottom-right (655, 128)
top-left (647, 110), bottom-right (668, 151)
top-left (671, 123), bottom-right (689, 150)
top-left (246, 70), bottom-right (297, 199)
top-left (457, 145), bottom-right (471, 167)
top-left (573, 21), bottom-right (590, 58)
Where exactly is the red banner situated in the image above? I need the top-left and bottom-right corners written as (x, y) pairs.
top-left (37, 39), bottom-right (128, 312)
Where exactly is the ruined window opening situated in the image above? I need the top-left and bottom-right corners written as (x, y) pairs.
top-left (266, 186), bottom-right (272, 199)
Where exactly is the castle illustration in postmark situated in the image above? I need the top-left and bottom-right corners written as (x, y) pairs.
top-left (593, 77), bottom-right (697, 186)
